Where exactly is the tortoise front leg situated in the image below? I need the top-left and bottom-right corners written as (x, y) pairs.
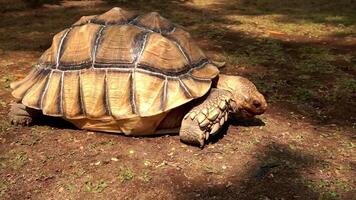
top-left (8, 103), bottom-right (40, 126)
top-left (179, 89), bottom-right (232, 147)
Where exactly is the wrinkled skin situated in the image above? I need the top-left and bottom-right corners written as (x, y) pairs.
top-left (216, 74), bottom-right (267, 117)
top-left (178, 74), bottom-right (267, 147)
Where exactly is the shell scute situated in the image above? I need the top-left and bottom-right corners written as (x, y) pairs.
top-left (166, 28), bottom-right (206, 64)
top-left (138, 33), bottom-right (188, 72)
top-left (134, 12), bottom-right (174, 33)
top-left (42, 70), bottom-right (62, 116)
top-left (38, 29), bottom-right (69, 66)
top-left (106, 70), bottom-right (134, 119)
top-left (96, 25), bottom-right (143, 64)
top-left (62, 71), bottom-right (84, 119)
top-left (134, 72), bottom-right (166, 115)
top-left (59, 24), bottom-right (101, 68)
top-left (93, 7), bottom-right (137, 25)
top-left (190, 63), bottom-right (219, 79)
top-left (73, 15), bottom-right (97, 26)
top-left (80, 69), bottom-right (108, 118)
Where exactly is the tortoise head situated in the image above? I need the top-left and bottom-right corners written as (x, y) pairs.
top-left (216, 75), bottom-right (267, 118)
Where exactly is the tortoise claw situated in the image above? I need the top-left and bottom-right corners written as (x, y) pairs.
top-left (8, 103), bottom-right (34, 126)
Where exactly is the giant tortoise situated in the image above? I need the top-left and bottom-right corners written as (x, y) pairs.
top-left (9, 7), bottom-right (267, 146)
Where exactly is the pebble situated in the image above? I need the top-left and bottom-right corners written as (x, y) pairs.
top-left (111, 157), bottom-right (119, 162)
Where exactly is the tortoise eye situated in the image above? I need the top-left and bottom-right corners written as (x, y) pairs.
top-left (252, 100), bottom-right (261, 109)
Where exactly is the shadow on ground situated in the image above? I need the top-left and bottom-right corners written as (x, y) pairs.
top-left (174, 142), bottom-right (343, 200)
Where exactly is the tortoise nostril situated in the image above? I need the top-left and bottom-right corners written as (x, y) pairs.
top-left (252, 100), bottom-right (261, 108)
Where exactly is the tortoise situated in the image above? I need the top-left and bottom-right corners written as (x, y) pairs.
top-left (9, 7), bottom-right (267, 147)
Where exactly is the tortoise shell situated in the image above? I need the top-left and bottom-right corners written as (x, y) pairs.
top-left (10, 7), bottom-right (219, 120)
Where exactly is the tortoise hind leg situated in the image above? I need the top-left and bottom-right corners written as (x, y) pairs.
top-left (179, 89), bottom-right (232, 147)
top-left (9, 103), bottom-right (41, 126)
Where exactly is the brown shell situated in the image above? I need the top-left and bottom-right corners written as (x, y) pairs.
top-left (10, 7), bottom-right (219, 119)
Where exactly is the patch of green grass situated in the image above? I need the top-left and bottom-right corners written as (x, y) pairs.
top-left (0, 150), bottom-right (28, 170)
top-left (0, 120), bottom-right (10, 134)
top-left (340, 78), bottom-right (356, 93)
top-left (13, 151), bottom-right (28, 168)
top-left (192, 25), bottom-right (229, 40)
top-left (84, 180), bottom-right (108, 193)
top-left (258, 156), bottom-right (281, 167)
top-left (294, 46), bottom-right (336, 73)
top-left (0, 181), bottom-right (7, 197)
top-left (118, 167), bottom-right (135, 182)
top-left (87, 143), bottom-right (97, 149)
top-left (295, 88), bottom-right (313, 102)
top-left (232, 0), bottom-right (356, 37)
top-left (228, 39), bottom-right (288, 67)
top-left (99, 140), bottom-right (116, 146)
top-left (74, 168), bottom-right (86, 178)
top-left (329, 77), bottom-right (356, 102)
top-left (64, 183), bottom-right (76, 192)
top-left (0, 75), bottom-right (13, 90)
top-left (203, 165), bottom-right (223, 175)
top-left (15, 133), bottom-right (42, 146)
top-left (2, 150), bottom-right (29, 169)
top-left (141, 171), bottom-right (152, 183)
top-left (334, 179), bottom-right (353, 192)
top-left (293, 134), bottom-right (304, 142)
top-left (343, 142), bottom-right (355, 149)
top-left (304, 177), bottom-right (353, 200)
top-left (0, 100), bottom-right (6, 108)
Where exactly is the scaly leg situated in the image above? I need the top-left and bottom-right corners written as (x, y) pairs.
top-left (179, 89), bottom-right (232, 147)
top-left (8, 103), bottom-right (40, 126)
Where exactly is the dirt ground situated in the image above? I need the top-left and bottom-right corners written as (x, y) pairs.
top-left (0, 0), bottom-right (355, 199)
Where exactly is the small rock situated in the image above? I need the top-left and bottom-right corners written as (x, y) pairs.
top-left (226, 181), bottom-right (233, 188)
top-left (111, 157), bottom-right (119, 162)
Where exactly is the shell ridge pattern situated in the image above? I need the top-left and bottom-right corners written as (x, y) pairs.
top-left (160, 76), bottom-right (168, 110)
top-left (40, 70), bottom-right (53, 109)
top-left (178, 78), bottom-right (192, 98)
top-left (104, 69), bottom-right (112, 116)
top-left (22, 69), bottom-right (50, 109)
top-left (78, 70), bottom-right (87, 115)
top-left (132, 16), bottom-right (175, 34)
top-left (165, 35), bottom-right (192, 64)
top-left (172, 40), bottom-right (191, 64)
top-left (38, 58), bottom-right (211, 78)
top-left (129, 71), bottom-right (137, 114)
top-left (189, 74), bottom-right (212, 82)
top-left (130, 30), bottom-right (151, 115)
top-left (128, 15), bottom-right (140, 24)
top-left (56, 28), bottom-right (72, 69)
top-left (132, 31), bottom-right (151, 62)
top-left (92, 25), bottom-right (106, 68)
top-left (59, 71), bottom-right (64, 116)
top-left (51, 57), bottom-right (208, 74)
top-left (21, 69), bottom-right (49, 104)
top-left (85, 10), bottom-right (138, 26)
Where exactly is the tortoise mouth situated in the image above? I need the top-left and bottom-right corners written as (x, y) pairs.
top-left (239, 105), bottom-right (266, 117)
top-left (239, 108), bottom-right (255, 118)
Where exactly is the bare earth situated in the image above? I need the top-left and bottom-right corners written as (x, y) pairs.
top-left (0, 1), bottom-right (355, 199)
